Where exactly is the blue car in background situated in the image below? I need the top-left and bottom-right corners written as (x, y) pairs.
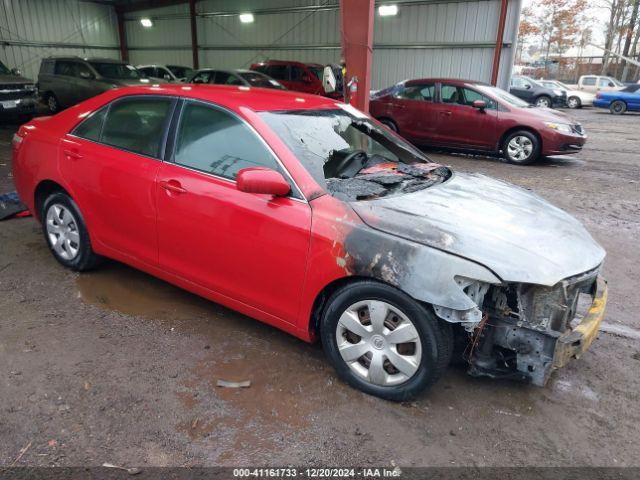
top-left (594, 84), bottom-right (640, 114)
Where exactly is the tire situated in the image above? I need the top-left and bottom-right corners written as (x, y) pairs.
top-left (320, 281), bottom-right (452, 401)
top-left (610, 100), bottom-right (627, 115)
top-left (41, 192), bottom-right (101, 271)
top-left (502, 130), bottom-right (541, 165)
top-left (535, 95), bottom-right (552, 108)
top-left (379, 118), bottom-right (398, 133)
top-left (45, 93), bottom-right (59, 113)
top-left (567, 96), bottom-right (581, 109)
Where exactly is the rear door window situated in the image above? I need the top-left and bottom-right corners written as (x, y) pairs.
top-left (395, 84), bottom-right (435, 101)
top-left (101, 97), bottom-right (174, 158)
top-left (54, 61), bottom-right (75, 76)
top-left (173, 101), bottom-right (281, 181)
top-left (266, 65), bottom-right (289, 81)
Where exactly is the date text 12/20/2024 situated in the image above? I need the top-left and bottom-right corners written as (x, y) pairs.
top-left (233, 468), bottom-right (402, 478)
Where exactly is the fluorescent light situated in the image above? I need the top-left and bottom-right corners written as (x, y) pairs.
top-left (378, 4), bottom-right (398, 16)
top-left (239, 13), bottom-right (254, 23)
top-left (140, 18), bottom-right (153, 27)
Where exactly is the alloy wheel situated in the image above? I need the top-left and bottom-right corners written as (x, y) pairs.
top-left (507, 136), bottom-right (533, 162)
top-left (46, 203), bottom-right (80, 260)
top-left (536, 97), bottom-right (551, 108)
top-left (335, 299), bottom-right (422, 387)
top-left (568, 97), bottom-right (580, 109)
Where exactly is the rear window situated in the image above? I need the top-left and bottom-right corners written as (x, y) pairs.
top-left (101, 97), bottom-right (173, 157)
top-left (39, 60), bottom-right (54, 75)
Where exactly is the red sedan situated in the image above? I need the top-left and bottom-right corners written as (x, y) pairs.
top-left (369, 78), bottom-right (587, 164)
top-left (12, 84), bottom-right (606, 400)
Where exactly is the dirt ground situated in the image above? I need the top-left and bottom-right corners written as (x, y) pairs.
top-left (1, 107), bottom-right (639, 468)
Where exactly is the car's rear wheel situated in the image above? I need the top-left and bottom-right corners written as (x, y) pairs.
top-left (610, 100), bottom-right (627, 115)
top-left (320, 281), bottom-right (451, 401)
top-left (379, 118), bottom-right (398, 133)
top-left (535, 95), bottom-right (552, 108)
top-left (45, 93), bottom-right (59, 113)
top-left (42, 193), bottom-right (100, 271)
top-left (502, 130), bottom-right (540, 165)
top-left (567, 96), bottom-right (581, 109)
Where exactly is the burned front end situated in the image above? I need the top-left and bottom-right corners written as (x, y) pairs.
top-left (462, 269), bottom-right (607, 386)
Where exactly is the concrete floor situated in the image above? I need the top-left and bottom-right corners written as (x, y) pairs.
top-left (1, 108), bottom-right (639, 468)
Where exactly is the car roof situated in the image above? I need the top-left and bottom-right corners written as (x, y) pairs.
top-left (106, 84), bottom-right (340, 111)
top-left (404, 78), bottom-right (490, 87)
top-left (252, 59), bottom-right (320, 67)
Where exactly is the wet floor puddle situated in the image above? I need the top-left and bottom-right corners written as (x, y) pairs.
top-left (76, 261), bottom-right (351, 452)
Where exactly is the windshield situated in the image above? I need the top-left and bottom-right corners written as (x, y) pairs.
top-left (541, 80), bottom-right (562, 89)
top-left (476, 85), bottom-right (531, 107)
top-left (240, 72), bottom-right (286, 89)
top-left (90, 62), bottom-right (140, 79)
top-left (168, 65), bottom-right (193, 79)
top-left (260, 107), bottom-right (450, 200)
top-left (0, 61), bottom-right (10, 75)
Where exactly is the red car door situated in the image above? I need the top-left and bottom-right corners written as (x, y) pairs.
top-left (433, 84), bottom-right (498, 150)
top-left (156, 100), bottom-right (312, 324)
top-left (60, 96), bottom-right (175, 265)
top-left (385, 83), bottom-right (439, 142)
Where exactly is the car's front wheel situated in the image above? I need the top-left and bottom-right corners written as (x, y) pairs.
top-left (320, 281), bottom-right (452, 401)
top-left (535, 95), bottom-right (552, 108)
top-left (567, 96), bottom-right (581, 109)
top-left (610, 100), bottom-right (627, 115)
top-left (502, 130), bottom-right (540, 165)
top-left (42, 193), bottom-right (101, 271)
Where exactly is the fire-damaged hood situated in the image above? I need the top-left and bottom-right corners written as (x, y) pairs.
top-left (349, 172), bottom-right (605, 287)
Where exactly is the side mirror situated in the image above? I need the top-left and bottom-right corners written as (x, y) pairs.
top-left (236, 167), bottom-right (291, 196)
top-left (524, 84), bottom-right (531, 89)
top-left (79, 71), bottom-right (93, 79)
top-left (302, 74), bottom-right (312, 83)
top-left (472, 100), bottom-right (486, 111)
top-left (322, 65), bottom-right (337, 93)
top-left (10, 68), bottom-right (21, 76)
top-left (163, 73), bottom-right (171, 81)
top-left (608, 82), bottom-right (614, 87)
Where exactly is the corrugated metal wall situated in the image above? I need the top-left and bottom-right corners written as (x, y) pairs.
top-left (125, 0), bottom-right (521, 89)
top-left (0, 0), bottom-right (520, 89)
top-left (0, 0), bottom-right (119, 81)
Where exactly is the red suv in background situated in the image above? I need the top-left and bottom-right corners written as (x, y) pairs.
top-left (370, 78), bottom-right (587, 165)
top-left (251, 60), bottom-right (330, 96)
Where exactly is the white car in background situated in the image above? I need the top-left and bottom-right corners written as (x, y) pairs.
top-left (539, 79), bottom-right (595, 109)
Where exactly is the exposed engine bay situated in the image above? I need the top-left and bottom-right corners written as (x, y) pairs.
top-left (457, 269), bottom-right (603, 386)
top-left (324, 152), bottom-right (450, 201)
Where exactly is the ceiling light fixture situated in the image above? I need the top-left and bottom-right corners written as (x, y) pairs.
top-left (239, 13), bottom-right (254, 23)
top-left (378, 5), bottom-right (398, 16)
top-left (140, 18), bottom-right (153, 27)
